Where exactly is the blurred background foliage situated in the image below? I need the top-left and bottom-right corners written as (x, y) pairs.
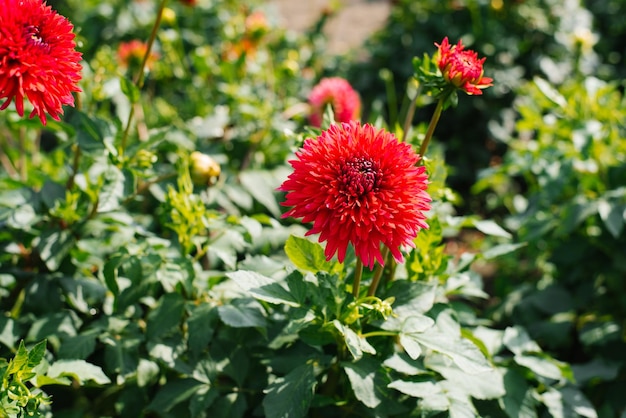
top-left (1, 0), bottom-right (625, 416)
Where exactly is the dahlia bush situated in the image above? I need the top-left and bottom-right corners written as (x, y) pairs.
top-left (0, 0), bottom-right (619, 417)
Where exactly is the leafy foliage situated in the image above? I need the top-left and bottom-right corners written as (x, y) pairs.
top-left (0, 0), bottom-right (623, 417)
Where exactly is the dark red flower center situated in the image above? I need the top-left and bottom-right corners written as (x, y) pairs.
top-left (340, 156), bottom-right (381, 197)
top-left (23, 24), bottom-right (49, 51)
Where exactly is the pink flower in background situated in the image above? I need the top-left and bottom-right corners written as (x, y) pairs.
top-left (435, 37), bottom-right (493, 95)
top-left (308, 77), bottom-right (361, 127)
top-left (279, 121), bottom-right (430, 269)
top-left (118, 40), bottom-right (159, 71)
top-left (0, 0), bottom-right (82, 124)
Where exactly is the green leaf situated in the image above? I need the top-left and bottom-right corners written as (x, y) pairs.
top-left (7, 340), bottom-right (29, 375)
top-left (102, 253), bottom-right (126, 295)
top-left (388, 380), bottom-right (440, 398)
top-left (386, 280), bottom-right (437, 317)
top-left (482, 242), bottom-right (527, 260)
top-left (206, 392), bottom-right (247, 418)
top-left (534, 77), bottom-right (567, 108)
top-left (217, 299), bottom-right (266, 328)
top-left (97, 165), bottom-right (125, 213)
top-left (472, 219), bottom-right (512, 239)
top-left (411, 330), bottom-right (491, 374)
top-left (137, 359), bottom-right (160, 388)
top-left (27, 340), bottom-right (47, 370)
top-left (597, 199), bottom-right (624, 238)
top-left (119, 76), bottom-right (140, 104)
top-left (146, 378), bottom-right (203, 413)
top-left (240, 170), bottom-right (281, 218)
top-left (332, 321), bottom-right (376, 360)
top-left (343, 357), bottom-right (389, 409)
top-left (542, 386), bottom-right (598, 418)
top-left (382, 315), bottom-right (434, 360)
top-left (187, 304), bottom-right (218, 356)
top-left (499, 368), bottom-right (538, 418)
top-left (46, 359), bottom-right (111, 385)
top-left (284, 235), bottom-right (335, 273)
top-left (263, 363), bottom-right (317, 418)
top-left (189, 385), bottom-right (219, 418)
top-left (383, 353), bottom-right (425, 376)
top-left (503, 326), bottom-right (542, 356)
top-left (227, 270), bottom-right (300, 307)
top-left (146, 293), bottom-right (186, 341)
top-left (514, 354), bottom-right (566, 380)
top-left (37, 228), bottom-right (76, 271)
top-left (425, 353), bottom-right (505, 399)
top-left (0, 317), bottom-right (18, 350)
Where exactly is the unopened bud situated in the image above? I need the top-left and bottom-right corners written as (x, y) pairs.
top-left (190, 151), bottom-right (220, 186)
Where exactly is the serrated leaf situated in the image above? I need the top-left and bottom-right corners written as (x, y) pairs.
top-left (227, 270), bottom-right (300, 307)
top-left (263, 363), bottom-right (316, 418)
top-left (7, 340), bottom-right (29, 375)
top-left (46, 359), bottom-right (111, 385)
top-left (284, 235), bottom-right (335, 273)
top-left (473, 219), bottom-right (512, 239)
top-left (27, 340), bottom-right (47, 370)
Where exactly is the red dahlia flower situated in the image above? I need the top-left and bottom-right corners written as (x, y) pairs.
top-left (279, 121), bottom-right (431, 269)
top-left (435, 37), bottom-right (492, 95)
top-left (0, 0), bottom-right (82, 125)
top-left (308, 77), bottom-right (361, 128)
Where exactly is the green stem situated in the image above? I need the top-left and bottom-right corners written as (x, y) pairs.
top-left (401, 84), bottom-right (422, 143)
top-left (418, 97), bottom-right (444, 161)
top-left (367, 246), bottom-right (389, 297)
top-left (120, 0), bottom-right (168, 157)
top-left (360, 330), bottom-right (398, 339)
top-left (352, 259), bottom-right (363, 298)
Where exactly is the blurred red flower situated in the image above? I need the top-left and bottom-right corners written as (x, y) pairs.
top-left (0, 0), bottom-right (82, 125)
top-left (279, 121), bottom-right (430, 269)
top-left (308, 77), bottom-right (361, 128)
top-left (435, 37), bottom-right (493, 95)
top-left (118, 40), bottom-right (159, 71)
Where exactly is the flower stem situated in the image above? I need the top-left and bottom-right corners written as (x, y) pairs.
top-left (418, 97), bottom-right (444, 161)
top-left (367, 246), bottom-right (389, 297)
top-left (401, 84), bottom-right (422, 143)
top-left (120, 0), bottom-right (167, 157)
top-left (352, 258), bottom-right (363, 298)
